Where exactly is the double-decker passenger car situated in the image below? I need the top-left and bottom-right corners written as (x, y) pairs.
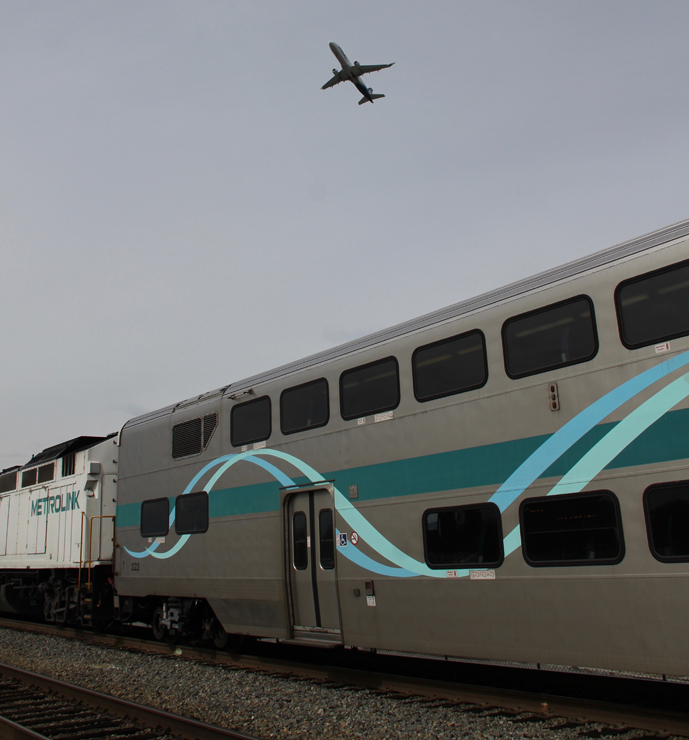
top-left (113, 217), bottom-right (689, 677)
top-left (3, 217), bottom-right (689, 678)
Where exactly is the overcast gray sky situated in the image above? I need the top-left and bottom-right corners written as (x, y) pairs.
top-left (2, 1), bottom-right (689, 469)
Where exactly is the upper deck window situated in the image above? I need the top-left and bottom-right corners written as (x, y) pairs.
top-left (644, 481), bottom-right (689, 562)
top-left (502, 296), bottom-right (598, 379)
top-left (413, 330), bottom-right (487, 402)
top-left (231, 395), bottom-right (271, 447)
top-left (520, 491), bottom-right (624, 566)
top-left (616, 259), bottom-right (689, 349)
top-left (340, 357), bottom-right (400, 420)
top-left (281, 379), bottom-right (329, 435)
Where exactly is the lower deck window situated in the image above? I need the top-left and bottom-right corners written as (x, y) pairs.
top-left (319, 509), bottom-right (334, 570)
top-left (293, 512), bottom-right (308, 570)
top-left (520, 491), bottom-right (624, 566)
top-left (423, 503), bottom-right (503, 568)
top-left (644, 482), bottom-right (689, 562)
top-left (141, 497), bottom-right (170, 538)
top-left (175, 491), bottom-right (209, 534)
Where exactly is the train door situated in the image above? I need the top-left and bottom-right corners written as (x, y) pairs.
top-left (286, 488), bottom-right (342, 642)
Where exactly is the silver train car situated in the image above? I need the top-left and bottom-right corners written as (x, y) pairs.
top-left (3, 217), bottom-right (689, 678)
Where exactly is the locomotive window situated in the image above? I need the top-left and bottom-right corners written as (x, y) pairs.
top-left (520, 491), bottom-right (624, 566)
top-left (0, 469), bottom-right (17, 494)
top-left (21, 469), bottom-right (37, 488)
top-left (140, 497), bottom-right (170, 538)
top-left (616, 259), bottom-right (689, 349)
top-left (172, 417), bottom-right (203, 459)
top-left (319, 509), bottom-right (334, 570)
top-left (175, 491), bottom-right (209, 535)
top-left (293, 512), bottom-right (308, 570)
top-left (644, 482), bottom-right (689, 562)
top-left (502, 296), bottom-right (598, 379)
top-left (413, 330), bottom-right (488, 402)
top-left (61, 454), bottom-right (75, 477)
top-left (340, 357), bottom-right (400, 420)
top-left (231, 395), bottom-right (271, 447)
top-left (37, 463), bottom-right (54, 484)
top-left (423, 503), bottom-right (503, 568)
top-left (281, 379), bottom-right (329, 435)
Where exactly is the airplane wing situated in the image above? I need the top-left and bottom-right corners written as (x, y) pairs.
top-left (352, 62), bottom-right (395, 78)
top-left (321, 71), bottom-right (345, 90)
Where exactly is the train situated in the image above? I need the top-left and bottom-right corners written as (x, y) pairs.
top-left (2, 217), bottom-right (689, 678)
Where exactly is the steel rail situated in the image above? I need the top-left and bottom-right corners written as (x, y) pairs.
top-left (0, 661), bottom-right (262, 740)
top-left (2, 618), bottom-right (689, 737)
top-left (0, 713), bottom-right (52, 740)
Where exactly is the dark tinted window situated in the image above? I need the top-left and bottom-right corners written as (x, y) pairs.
top-left (37, 463), bottom-right (54, 484)
top-left (520, 491), bottom-right (624, 566)
top-left (231, 396), bottom-right (271, 447)
top-left (21, 469), bottom-right (37, 488)
top-left (175, 491), bottom-right (209, 534)
top-left (644, 482), bottom-right (689, 562)
top-left (0, 469), bottom-right (17, 494)
top-left (503, 296), bottom-right (598, 379)
top-left (616, 259), bottom-right (689, 349)
top-left (141, 497), bottom-right (170, 538)
top-left (62, 454), bottom-right (75, 477)
top-left (293, 512), bottom-right (308, 570)
top-left (319, 509), bottom-right (334, 570)
top-left (281, 379), bottom-right (329, 435)
top-left (172, 418), bottom-right (202, 458)
top-left (340, 357), bottom-right (399, 420)
top-left (423, 503), bottom-right (503, 568)
top-left (413, 330), bottom-right (487, 402)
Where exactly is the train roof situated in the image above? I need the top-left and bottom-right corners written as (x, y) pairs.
top-left (22, 435), bottom-right (116, 469)
top-left (123, 216), bottom-right (689, 431)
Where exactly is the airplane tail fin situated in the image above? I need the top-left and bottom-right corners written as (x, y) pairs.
top-left (358, 93), bottom-right (385, 105)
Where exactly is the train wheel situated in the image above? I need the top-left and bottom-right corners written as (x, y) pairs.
top-left (151, 606), bottom-right (166, 641)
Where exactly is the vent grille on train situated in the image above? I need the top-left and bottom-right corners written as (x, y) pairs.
top-left (203, 413), bottom-right (218, 447)
top-left (172, 413), bottom-right (218, 459)
top-left (172, 418), bottom-right (203, 459)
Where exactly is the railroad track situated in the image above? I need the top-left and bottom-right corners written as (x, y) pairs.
top-left (1, 617), bottom-right (689, 738)
top-left (0, 661), bottom-right (261, 740)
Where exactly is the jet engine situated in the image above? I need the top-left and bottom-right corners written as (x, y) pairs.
top-left (332, 69), bottom-right (338, 75)
top-left (354, 61), bottom-right (360, 67)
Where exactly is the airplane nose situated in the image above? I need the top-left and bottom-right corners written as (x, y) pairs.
top-left (329, 42), bottom-right (337, 50)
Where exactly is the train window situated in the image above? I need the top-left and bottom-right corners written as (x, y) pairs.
top-left (319, 509), bottom-right (334, 570)
top-left (281, 379), bottom-right (329, 435)
top-left (21, 469), bottom-right (37, 488)
top-left (61, 454), bottom-right (75, 477)
top-left (502, 296), bottom-right (598, 379)
top-left (175, 491), bottom-right (209, 535)
top-left (413, 330), bottom-right (488, 402)
top-left (340, 357), bottom-right (400, 420)
top-left (293, 512), bottom-right (308, 570)
top-left (423, 503), bottom-right (503, 568)
top-left (37, 463), bottom-right (54, 484)
top-left (172, 418), bottom-right (203, 459)
top-left (520, 491), bottom-right (624, 566)
top-left (0, 469), bottom-right (17, 494)
top-left (616, 259), bottom-right (689, 349)
top-left (644, 482), bottom-right (689, 562)
top-left (140, 497), bottom-right (170, 538)
top-left (231, 396), bottom-right (271, 447)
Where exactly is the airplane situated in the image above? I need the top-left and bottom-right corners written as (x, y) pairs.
top-left (321, 42), bottom-right (394, 105)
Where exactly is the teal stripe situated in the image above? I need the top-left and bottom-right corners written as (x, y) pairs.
top-left (116, 405), bottom-right (689, 528)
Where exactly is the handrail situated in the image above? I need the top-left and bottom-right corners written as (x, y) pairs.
top-left (87, 515), bottom-right (116, 590)
top-left (78, 511), bottom-right (87, 591)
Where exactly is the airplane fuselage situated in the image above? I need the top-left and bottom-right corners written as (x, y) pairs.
top-left (329, 42), bottom-right (376, 103)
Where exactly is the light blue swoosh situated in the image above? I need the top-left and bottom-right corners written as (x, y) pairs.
top-left (502, 369), bottom-right (689, 557)
top-left (490, 350), bottom-right (689, 513)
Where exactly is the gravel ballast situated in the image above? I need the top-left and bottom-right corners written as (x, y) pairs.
top-left (0, 627), bottom-right (674, 739)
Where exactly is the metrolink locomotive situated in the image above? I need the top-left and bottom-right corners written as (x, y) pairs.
top-left (2, 217), bottom-right (689, 678)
